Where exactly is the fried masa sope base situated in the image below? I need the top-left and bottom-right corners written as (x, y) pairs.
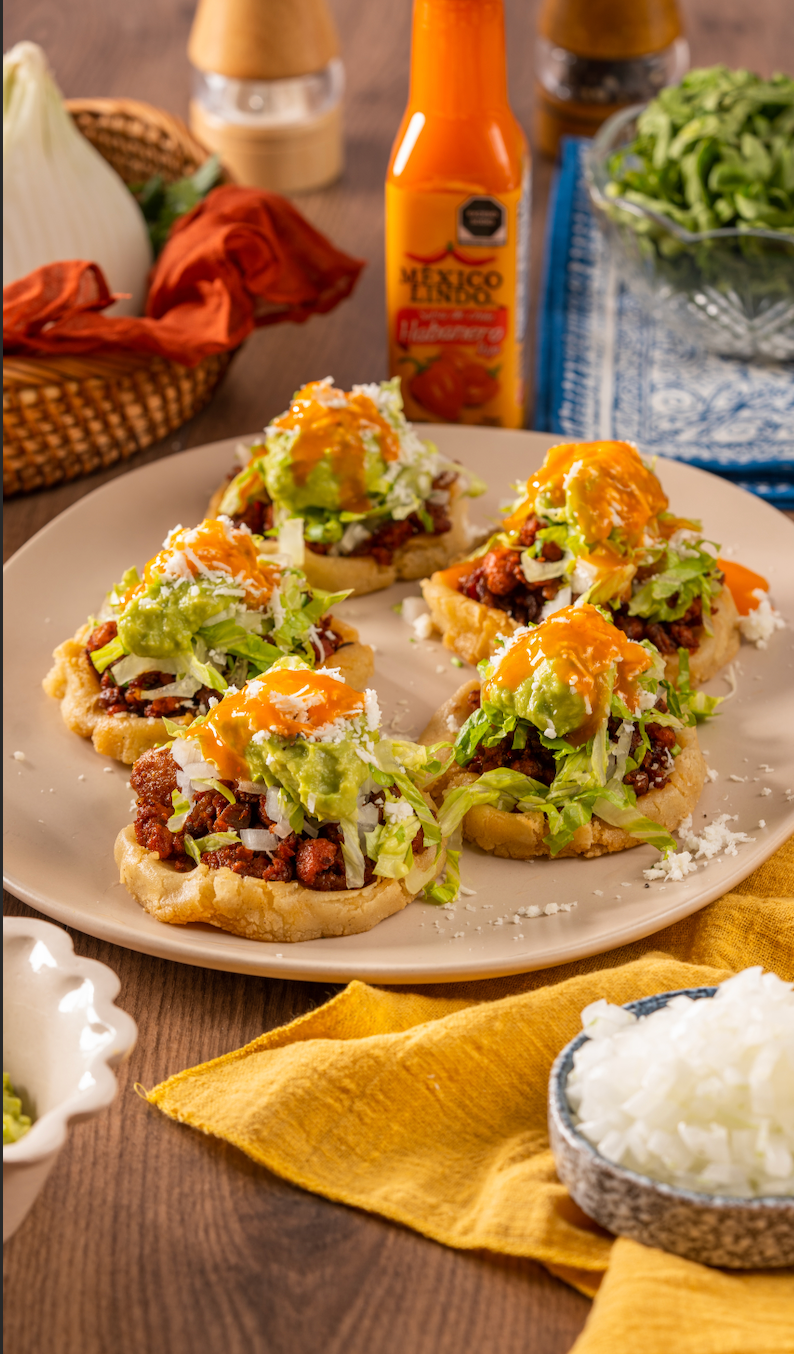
top-left (43, 619), bottom-right (374, 765)
top-left (209, 482), bottom-right (475, 597)
top-left (114, 814), bottom-right (445, 943)
top-left (421, 576), bottom-right (741, 684)
top-left (419, 680), bottom-right (706, 860)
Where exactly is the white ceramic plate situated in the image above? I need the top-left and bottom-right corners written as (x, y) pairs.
top-left (5, 427), bottom-right (793, 983)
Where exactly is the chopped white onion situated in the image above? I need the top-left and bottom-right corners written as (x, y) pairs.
top-left (401, 596), bottom-right (429, 626)
top-left (240, 829), bottom-right (278, 852)
top-left (184, 762), bottom-right (219, 783)
top-left (170, 739), bottom-right (198, 769)
top-left (567, 968), bottom-right (794, 1198)
top-left (357, 802), bottom-right (381, 830)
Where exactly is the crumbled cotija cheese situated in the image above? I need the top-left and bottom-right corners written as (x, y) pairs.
top-left (644, 814), bottom-right (755, 881)
top-left (739, 593), bottom-right (786, 648)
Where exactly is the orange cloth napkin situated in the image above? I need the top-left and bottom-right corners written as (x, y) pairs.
top-left (2, 185), bottom-right (365, 365)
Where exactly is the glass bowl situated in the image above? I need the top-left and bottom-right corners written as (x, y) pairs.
top-left (585, 105), bottom-right (794, 362)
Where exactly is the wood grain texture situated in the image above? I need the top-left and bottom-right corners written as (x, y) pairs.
top-left (3, 2), bottom-right (792, 1350)
top-left (2, 891), bottom-right (590, 1354)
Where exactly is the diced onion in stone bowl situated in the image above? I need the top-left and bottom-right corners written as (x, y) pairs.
top-left (566, 968), bottom-right (794, 1199)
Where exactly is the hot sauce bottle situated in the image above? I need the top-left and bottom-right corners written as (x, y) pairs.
top-left (386, 0), bottom-right (530, 428)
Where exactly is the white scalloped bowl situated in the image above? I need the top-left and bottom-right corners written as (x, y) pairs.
top-left (3, 917), bottom-right (137, 1242)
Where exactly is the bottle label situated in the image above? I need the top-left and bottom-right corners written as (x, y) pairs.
top-left (386, 172), bottom-right (530, 428)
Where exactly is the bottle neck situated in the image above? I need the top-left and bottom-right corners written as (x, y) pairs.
top-left (409, 0), bottom-right (510, 117)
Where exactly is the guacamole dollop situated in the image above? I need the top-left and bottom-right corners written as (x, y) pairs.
top-left (265, 433), bottom-right (388, 516)
top-left (117, 578), bottom-right (235, 658)
top-left (3, 1072), bottom-right (32, 1145)
top-left (485, 659), bottom-right (588, 738)
top-left (245, 735), bottom-right (371, 823)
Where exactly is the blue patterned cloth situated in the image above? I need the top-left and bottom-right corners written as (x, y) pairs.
top-left (535, 138), bottom-right (794, 506)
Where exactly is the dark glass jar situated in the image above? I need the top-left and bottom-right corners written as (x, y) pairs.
top-left (535, 0), bottom-right (688, 157)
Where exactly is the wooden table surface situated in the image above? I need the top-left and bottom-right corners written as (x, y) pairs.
top-left (4, 2), bottom-right (791, 1350)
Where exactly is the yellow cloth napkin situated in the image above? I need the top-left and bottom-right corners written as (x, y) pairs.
top-left (147, 838), bottom-right (794, 1352)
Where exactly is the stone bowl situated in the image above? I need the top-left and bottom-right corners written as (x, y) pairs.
top-left (548, 987), bottom-right (794, 1269)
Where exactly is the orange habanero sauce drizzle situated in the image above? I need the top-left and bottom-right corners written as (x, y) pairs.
top-left (482, 604), bottom-right (651, 746)
top-left (195, 669), bottom-right (365, 782)
top-left (716, 560), bottom-right (769, 616)
top-left (272, 382), bottom-right (402, 515)
top-left (435, 558), bottom-right (477, 590)
top-left (134, 519), bottom-right (279, 608)
top-left (504, 441), bottom-right (668, 545)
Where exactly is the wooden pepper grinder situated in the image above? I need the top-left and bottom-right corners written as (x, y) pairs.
top-left (535, 0), bottom-right (689, 157)
top-left (188, 0), bottom-right (344, 192)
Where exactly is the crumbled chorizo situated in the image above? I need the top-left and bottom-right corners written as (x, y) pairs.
top-left (456, 549), bottom-right (557, 626)
top-left (612, 596), bottom-right (706, 655)
top-left (131, 746), bottom-right (178, 804)
top-left (130, 756), bottom-right (384, 889)
top-left (85, 620), bottom-right (118, 654)
top-left (229, 493), bottom-right (274, 536)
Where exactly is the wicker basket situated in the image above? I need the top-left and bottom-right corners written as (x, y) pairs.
top-left (3, 98), bottom-right (236, 497)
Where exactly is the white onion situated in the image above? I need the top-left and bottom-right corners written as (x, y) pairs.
top-left (170, 739), bottom-right (201, 769)
top-left (183, 762), bottom-right (219, 783)
top-left (357, 801), bottom-right (380, 831)
top-left (240, 829), bottom-right (278, 852)
top-left (3, 42), bottom-right (152, 314)
top-left (275, 517), bottom-right (305, 568)
top-left (566, 968), bottom-right (794, 1198)
top-left (400, 597), bottom-right (428, 626)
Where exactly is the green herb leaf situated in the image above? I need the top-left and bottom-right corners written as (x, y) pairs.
top-left (129, 154), bottom-right (223, 255)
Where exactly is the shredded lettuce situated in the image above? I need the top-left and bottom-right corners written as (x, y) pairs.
top-left (191, 778), bottom-right (235, 804)
top-left (674, 647), bottom-right (723, 721)
top-left (183, 831), bottom-right (241, 865)
top-left (441, 652), bottom-right (703, 857)
top-left (161, 714), bottom-right (203, 739)
top-left (107, 565), bottom-right (141, 608)
top-left (89, 635), bottom-right (125, 674)
top-left (627, 541), bottom-right (722, 623)
top-left (340, 816), bottom-right (366, 888)
top-left (422, 846), bottom-right (461, 904)
top-left (167, 788), bottom-right (191, 832)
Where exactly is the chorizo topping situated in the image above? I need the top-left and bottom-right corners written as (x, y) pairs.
top-left (130, 746), bottom-right (396, 886)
